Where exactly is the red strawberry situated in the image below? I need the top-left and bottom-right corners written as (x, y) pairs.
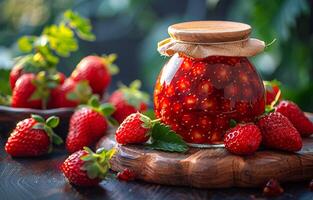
top-left (12, 72), bottom-right (64, 109)
top-left (66, 96), bottom-right (114, 153)
top-left (115, 112), bottom-right (153, 144)
top-left (108, 80), bottom-right (150, 124)
top-left (275, 100), bottom-right (313, 137)
top-left (61, 147), bottom-right (115, 187)
top-left (70, 54), bottom-right (119, 96)
top-left (5, 114), bottom-right (62, 157)
top-left (263, 80), bottom-right (282, 106)
top-left (257, 112), bottom-right (302, 152)
top-left (224, 124), bottom-right (262, 155)
top-left (117, 168), bottom-right (136, 181)
top-left (48, 79), bottom-right (92, 108)
top-left (11, 74), bottom-right (42, 109)
top-left (263, 179), bottom-right (284, 197)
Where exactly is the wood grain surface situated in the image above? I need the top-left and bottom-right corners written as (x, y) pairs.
top-left (109, 114), bottom-right (313, 189)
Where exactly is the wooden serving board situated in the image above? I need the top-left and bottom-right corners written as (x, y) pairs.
top-left (104, 114), bottom-right (313, 189)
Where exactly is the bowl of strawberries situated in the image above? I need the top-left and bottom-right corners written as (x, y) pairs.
top-left (0, 11), bottom-right (151, 137)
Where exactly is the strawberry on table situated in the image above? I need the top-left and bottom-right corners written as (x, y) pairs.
top-left (224, 124), bottom-right (262, 155)
top-left (115, 112), bottom-right (152, 145)
top-left (108, 80), bottom-right (150, 124)
top-left (66, 96), bottom-right (115, 153)
top-left (61, 147), bottom-right (115, 187)
top-left (5, 114), bottom-right (63, 157)
top-left (263, 179), bottom-right (284, 197)
top-left (70, 54), bottom-right (119, 97)
top-left (275, 100), bottom-right (313, 137)
top-left (257, 112), bottom-right (302, 152)
top-left (115, 112), bottom-right (188, 153)
top-left (48, 79), bottom-right (92, 108)
top-left (263, 80), bottom-right (282, 106)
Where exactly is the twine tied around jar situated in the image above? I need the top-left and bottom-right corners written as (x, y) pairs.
top-left (157, 21), bottom-right (265, 58)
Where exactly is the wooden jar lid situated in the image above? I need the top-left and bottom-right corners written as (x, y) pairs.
top-left (168, 21), bottom-right (252, 43)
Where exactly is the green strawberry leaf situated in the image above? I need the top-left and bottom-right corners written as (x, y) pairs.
top-left (143, 109), bottom-right (156, 120)
top-left (99, 103), bottom-right (115, 116)
top-left (148, 123), bottom-right (188, 153)
top-left (46, 116), bottom-right (60, 128)
top-left (31, 114), bottom-right (45, 123)
top-left (107, 116), bottom-right (119, 126)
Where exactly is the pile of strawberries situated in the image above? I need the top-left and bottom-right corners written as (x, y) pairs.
top-left (4, 53), bottom-right (151, 186)
top-left (224, 82), bottom-right (313, 155)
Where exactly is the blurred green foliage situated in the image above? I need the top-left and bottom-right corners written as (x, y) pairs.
top-left (0, 0), bottom-right (312, 111)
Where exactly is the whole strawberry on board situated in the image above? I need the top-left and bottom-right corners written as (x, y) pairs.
top-left (115, 112), bottom-right (188, 153)
top-left (257, 112), bottom-right (302, 152)
top-left (5, 114), bottom-right (63, 157)
top-left (48, 79), bottom-right (92, 108)
top-left (11, 72), bottom-right (61, 109)
top-left (263, 80), bottom-right (282, 106)
top-left (66, 96), bottom-right (115, 153)
top-left (224, 124), bottom-right (262, 155)
top-left (61, 147), bottom-right (115, 187)
top-left (70, 54), bottom-right (119, 97)
top-left (108, 80), bottom-right (150, 124)
top-left (275, 100), bottom-right (313, 137)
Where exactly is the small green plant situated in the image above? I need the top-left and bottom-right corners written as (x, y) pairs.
top-left (17, 10), bottom-right (95, 71)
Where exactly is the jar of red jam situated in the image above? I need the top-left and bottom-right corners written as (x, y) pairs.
top-left (154, 21), bottom-right (266, 146)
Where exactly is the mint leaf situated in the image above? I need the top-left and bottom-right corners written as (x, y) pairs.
top-left (148, 123), bottom-right (188, 153)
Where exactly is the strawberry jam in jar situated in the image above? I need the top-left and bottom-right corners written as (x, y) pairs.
top-left (154, 21), bottom-right (266, 146)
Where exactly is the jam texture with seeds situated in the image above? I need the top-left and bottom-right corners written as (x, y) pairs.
top-left (154, 53), bottom-right (265, 144)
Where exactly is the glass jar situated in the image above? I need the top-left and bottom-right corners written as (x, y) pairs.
top-left (154, 21), bottom-right (266, 146)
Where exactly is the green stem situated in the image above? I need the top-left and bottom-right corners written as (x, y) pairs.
top-left (151, 118), bottom-right (161, 124)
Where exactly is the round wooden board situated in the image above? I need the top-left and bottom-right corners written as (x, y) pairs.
top-left (103, 114), bottom-right (313, 189)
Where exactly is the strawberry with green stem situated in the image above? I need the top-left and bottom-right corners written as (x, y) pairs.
top-left (11, 72), bottom-right (61, 109)
top-left (5, 114), bottom-right (63, 157)
top-left (115, 112), bottom-right (188, 153)
top-left (71, 54), bottom-right (119, 97)
top-left (61, 147), bottom-right (115, 187)
top-left (66, 96), bottom-right (115, 153)
top-left (109, 80), bottom-right (150, 124)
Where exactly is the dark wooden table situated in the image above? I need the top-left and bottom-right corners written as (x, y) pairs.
top-left (1, 132), bottom-right (313, 200)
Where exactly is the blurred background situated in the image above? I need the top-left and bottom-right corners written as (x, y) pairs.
top-left (0, 0), bottom-right (312, 111)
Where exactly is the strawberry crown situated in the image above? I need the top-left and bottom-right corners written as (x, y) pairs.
top-left (118, 80), bottom-right (150, 109)
top-left (30, 71), bottom-right (64, 109)
top-left (100, 54), bottom-right (119, 75)
top-left (66, 80), bottom-right (93, 104)
top-left (77, 95), bottom-right (117, 126)
top-left (80, 146), bottom-right (116, 180)
top-left (31, 114), bottom-right (63, 152)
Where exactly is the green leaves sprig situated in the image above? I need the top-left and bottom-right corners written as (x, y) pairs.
top-left (18, 10), bottom-right (95, 69)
